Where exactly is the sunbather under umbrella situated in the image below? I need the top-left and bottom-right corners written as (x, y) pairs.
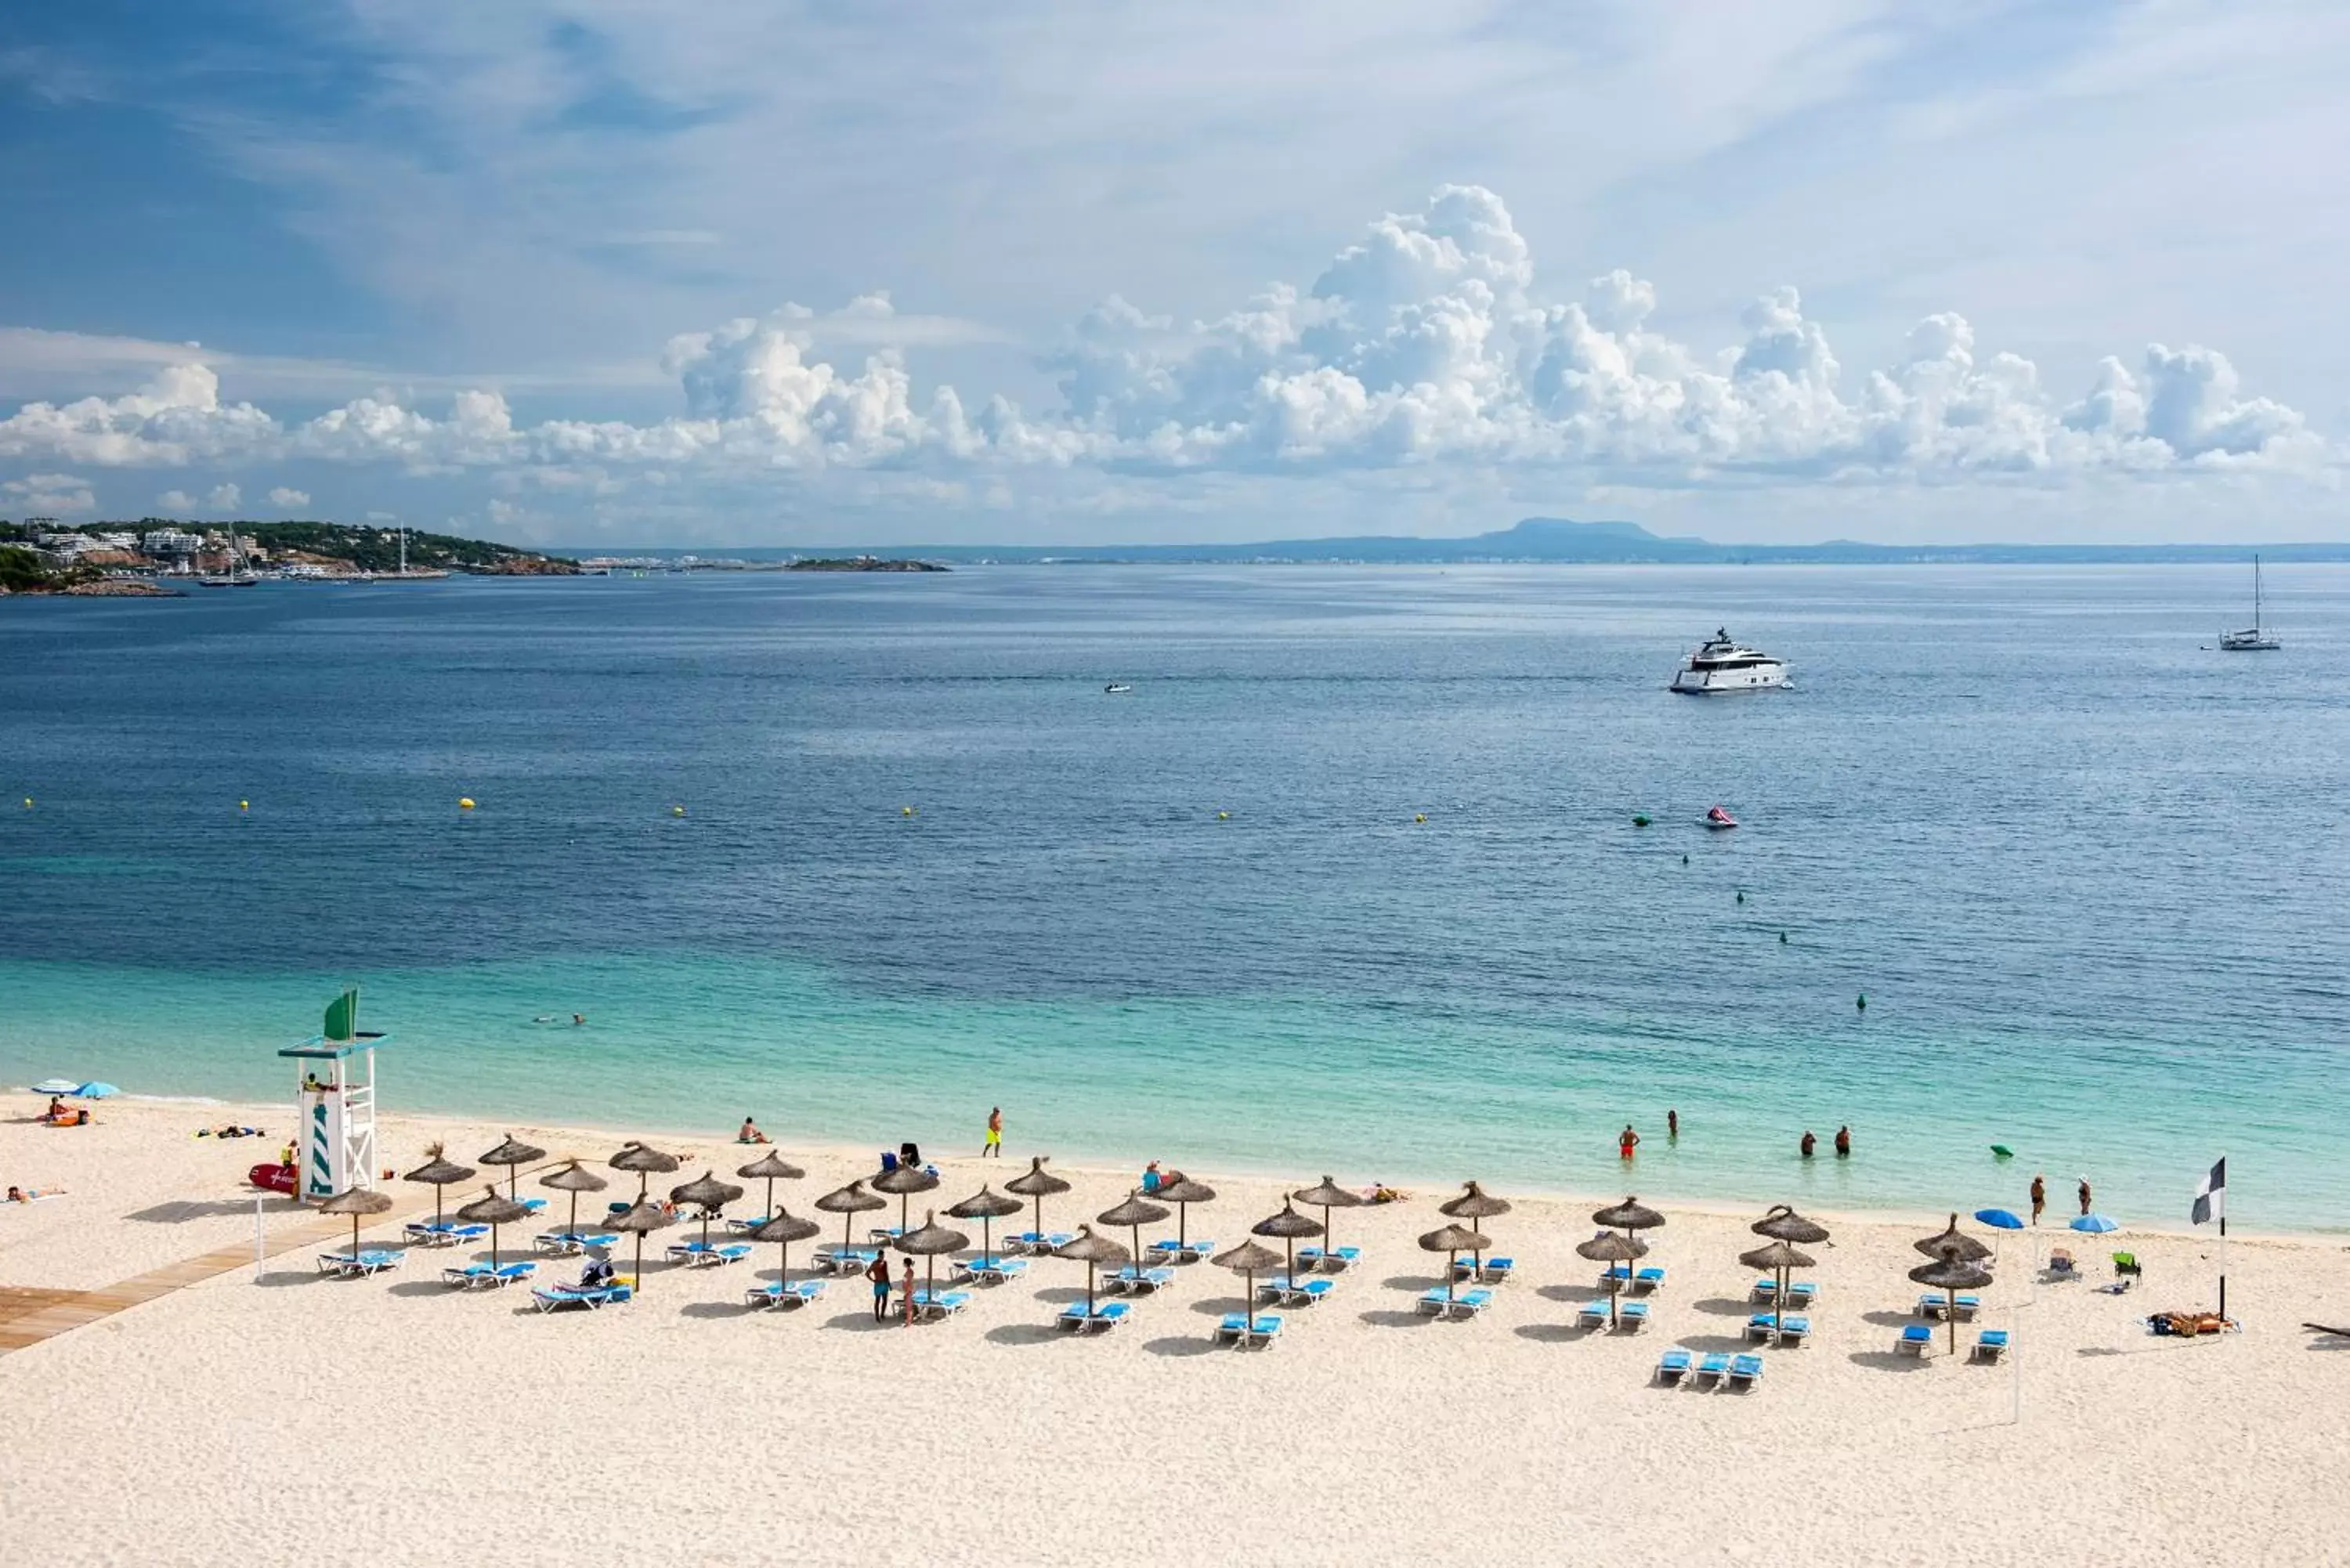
top-left (608, 1141), bottom-right (680, 1200)
top-left (1292, 1176), bottom-right (1366, 1268)
top-left (1212, 1238), bottom-right (1282, 1338)
top-left (456, 1185), bottom-right (532, 1273)
top-left (606, 1196), bottom-right (674, 1292)
top-left (477, 1135), bottom-right (547, 1200)
top-left (1100, 1190), bottom-right (1171, 1285)
top-left (1739, 1239), bottom-right (1815, 1336)
top-left (872, 1162), bottom-right (939, 1238)
top-left (749, 1209), bottom-right (819, 1290)
top-left (1250, 1201), bottom-right (1323, 1287)
top-left (402, 1146), bottom-right (475, 1231)
top-left (1577, 1231), bottom-right (1648, 1328)
top-left (319, 1186), bottom-right (392, 1264)
top-left (1419, 1223), bottom-right (1489, 1313)
top-left (538, 1160), bottom-right (608, 1243)
top-left (1005, 1157), bottom-right (1072, 1250)
top-left (1152, 1176), bottom-right (1216, 1252)
top-left (1441, 1182), bottom-right (1512, 1276)
top-left (1911, 1245), bottom-right (1994, 1354)
top-left (945, 1186), bottom-right (1025, 1268)
top-left (1054, 1226), bottom-right (1131, 1319)
top-left (892, 1211), bottom-right (971, 1322)
top-left (736, 1150), bottom-right (806, 1223)
top-left (670, 1171), bottom-right (744, 1251)
top-left (815, 1180), bottom-right (886, 1256)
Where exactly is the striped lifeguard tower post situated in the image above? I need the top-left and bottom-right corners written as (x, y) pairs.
top-left (280, 988), bottom-right (389, 1203)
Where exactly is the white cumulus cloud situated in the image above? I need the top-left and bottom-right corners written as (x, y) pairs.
top-left (266, 486), bottom-right (311, 509)
top-left (3, 472), bottom-right (96, 515)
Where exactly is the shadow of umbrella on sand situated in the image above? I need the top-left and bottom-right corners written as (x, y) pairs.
top-left (1577, 1231), bottom-right (1648, 1327)
top-left (477, 1135), bottom-right (546, 1201)
top-left (1005, 1158), bottom-right (1072, 1251)
top-left (1054, 1226), bottom-right (1132, 1318)
top-left (456, 1186), bottom-right (531, 1273)
top-left (946, 1186), bottom-right (1025, 1267)
top-left (319, 1187), bottom-right (392, 1263)
top-left (1911, 1245), bottom-right (1994, 1354)
top-left (402, 1146), bottom-right (475, 1231)
top-left (537, 1160), bottom-right (608, 1243)
top-left (815, 1180), bottom-right (886, 1256)
top-left (606, 1196), bottom-right (675, 1291)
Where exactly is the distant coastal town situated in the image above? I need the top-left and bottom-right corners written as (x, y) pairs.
top-left (0, 518), bottom-right (945, 595)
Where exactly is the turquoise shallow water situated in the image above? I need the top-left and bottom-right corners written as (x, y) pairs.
top-left (2, 565), bottom-right (2345, 1230)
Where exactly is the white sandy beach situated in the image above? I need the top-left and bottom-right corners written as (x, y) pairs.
top-left (2, 1093), bottom-right (2344, 1567)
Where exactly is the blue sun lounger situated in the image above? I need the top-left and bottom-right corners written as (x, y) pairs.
top-left (744, 1279), bottom-right (826, 1310)
top-left (960, 1255), bottom-right (1029, 1284)
top-left (1259, 1277), bottom-right (1336, 1306)
top-left (532, 1281), bottom-right (632, 1312)
top-left (1654, 1347), bottom-right (1694, 1384)
top-left (1058, 1300), bottom-right (1132, 1332)
top-left (441, 1261), bottom-right (537, 1289)
top-left (667, 1241), bottom-right (753, 1267)
top-left (1417, 1287), bottom-right (1493, 1319)
top-left (1726, 1353), bottom-right (1765, 1389)
top-left (1972, 1328), bottom-right (2011, 1363)
top-left (404, 1220), bottom-right (488, 1248)
top-left (1691, 1352), bottom-right (1733, 1386)
top-left (1748, 1313), bottom-right (1810, 1345)
top-left (1752, 1278), bottom-right (1817, 1306)
top-left (1920, 1292), bottom-right (1982, 1321)
top-left (1217, 1312), bottom-right (1285, 1347)
top-left (1613, 1300), bottom-right (1652, 1332)
top-left (816, 1245), bottom-right (880, 1274)
top-left (1296, 1245), bottom-right (1361, 1273)
top-left (1103, 1266), bottom-right (1177, 1295)
top-left (1603, 1265), bottom-right (1668, 1294)
top-left (1898, 1323), bottom-right (1935, 1356)
top-left (533, 1230), bottom-right (618, 1256)
top-left (1452, 1256), bottom-right (1514, 1284)
top-left (1010, 1230), bottom-right (1075, 1256)
top-left (317, 1249), bottom-right (402, 1278)
top-left (912, 1288), bottom-right (973, 1321)
top-left (1146, 1237), bottom-right (1217, 1263)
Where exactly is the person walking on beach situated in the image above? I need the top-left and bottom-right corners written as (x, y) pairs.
top-left (901, 1259), bottom-right (918, 1327)
top-left (866, 1254), bottom-right (892, 1324)
top-left (2078, 1176), bottom-right (2093, 1216)
top-left (1618, 1124), bottom-right (1640, 1159)
top-left (2030, 1174), bottom-right (2046, 1226)
top-left (1799, 1130), bottom-right (1817, 1159)
top-left (1667, 1108), bottom-right (1679, 1140)
top-left (1834, 1125), bottom-right (1852, 1158)
top-left (984, 1107), bottom-right (1002, 1159)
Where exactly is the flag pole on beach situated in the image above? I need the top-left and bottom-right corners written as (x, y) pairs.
top-left (2191, 1154), bottom-right (2226, 1318)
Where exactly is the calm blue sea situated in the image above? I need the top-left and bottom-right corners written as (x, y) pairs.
top-left (2, 565), bottom-right (2344, 1230)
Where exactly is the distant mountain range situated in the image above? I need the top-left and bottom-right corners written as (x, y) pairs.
top-left (571, 518), bottom-right (2350, 565)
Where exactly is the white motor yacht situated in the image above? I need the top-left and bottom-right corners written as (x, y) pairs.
top-left (1669, 629), bottom-right (1788, 694)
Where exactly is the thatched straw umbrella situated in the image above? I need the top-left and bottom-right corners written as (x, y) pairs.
top-left (1419, 1223), bottom-right (1489, 1312)
top-left (749, 1209), bottom-right (819, 1289)
top-left (1752, 1204), bottom-right (1831, 1246)
top-left (1099, 1189), bottom-right (1171, 1283)
top-left (1740, 1239), bottom-right (1816, 1335)
top-left (402, 1146), bottom-right (475, 1230)
top-left (606, 1196), bottom-right (674, 1289)
top-left (456, 1185), bottom-right (531, 1271)
top-left (1005, 1156), bottom-right (1072, 1250)
top-left (671, 1171), bottom-right (745, 1249)
top-left (609, 1141), bottom-right (681, 1199)
top-left (815, 1180), bottom-right (885, 1255)
top-left (1153, 1176), bottom-right (1217, 1251)
top-left (1440, 1182), bottom-right (1512, 1274)
top-left (319, 1187), bottom-right (392, 1260)
top-left (1592, 1195), bottom-right (1667, 1256)
top-left (1251, 1201), bottom-right (1325, 1285)
top-left (1292, 1176), bottom-right (1367, 1266)
top-left (872, 1162), bottom-right (940, 1237)
top-left (1213, 1239), bottom-right (1282, 1329)
top-left (1054, 1226), bottom-right (1132, 1317)
top-left (893, 1211), bottom-right (971, 1314)
top-left (736, 1149), bottom-right (806, 1219)
top-left (538, 1159), bottom-right (608, 1241)
top-left (1911, 1245), bottom-right (1994, 1354)
top-left (477, 1135), bottom-right (547, 1199)
top-left (1914, 1212), bottom-right (1993, 1264)
top-left (945, 1186), bottom-right (1025, 1267)
top-left (1576, 1231), bottom-right (1648, 1327)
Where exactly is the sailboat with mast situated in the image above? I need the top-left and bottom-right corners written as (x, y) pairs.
top-left (2218, 557), bottom-right (2280, 652)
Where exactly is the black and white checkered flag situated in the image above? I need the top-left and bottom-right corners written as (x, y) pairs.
top-left (2190, 1157), bottom-right (2225, 1226)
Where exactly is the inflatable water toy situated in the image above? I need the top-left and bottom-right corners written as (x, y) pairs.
top-left (458, 797), bottom-right (475, 810)
top-left (1705, 804), bottom-right (1739, 830)
top-left (1990, 1144), bottom-right (2014, 1159)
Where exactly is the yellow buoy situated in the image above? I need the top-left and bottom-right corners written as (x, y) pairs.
top-left (20, 797), bottom-right (30, 809)
top-left (1414, 813), bottom-right (1426, 823)
top-left (671, 804), bottom-right (685, 817)
top-left (458, 797), bottom-right (475, 810)
top-left (239, 800), bottom-right (249, 811)
top-left (1216, 810), bottom-right (1230, 820)
top-left (902, 805), bottom-right (915, 817)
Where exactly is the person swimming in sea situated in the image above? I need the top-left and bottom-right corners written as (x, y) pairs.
top-left (1799, 1130), bottom-right (1817, 1159)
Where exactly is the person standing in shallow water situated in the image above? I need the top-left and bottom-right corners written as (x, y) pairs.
top-left (2030, 1174), bottom-right (2046, 1226)
top-left (1618, 1124), bottom-right (1640, 1159)
top-left (1834, 1125), bottom-right (1852, 1158)
top-left (2079, 1176), bottom-right (2093, 1216)
top-left (1799, 1130), bottom-right (1817, 1159)
top-left (983, 1106), bottom-right (1002, 1159)
top-left (1667, 1108), bottom-right (1679, 1140)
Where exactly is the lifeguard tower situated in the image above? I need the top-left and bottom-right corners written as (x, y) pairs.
top-left (280, 988), bottom-right (387, 1202)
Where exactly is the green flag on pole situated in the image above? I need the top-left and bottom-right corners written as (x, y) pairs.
top-left (323, 988), bottom-right (358, 1043)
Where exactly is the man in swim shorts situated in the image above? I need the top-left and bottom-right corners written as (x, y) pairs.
top-left (866, 1254), bottom-right (892, 1323)
top-left (1618, 1124), bottom-right (1640, 1158)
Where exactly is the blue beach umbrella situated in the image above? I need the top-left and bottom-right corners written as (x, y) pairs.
top-left (73, 1082), bottom-right (118, 1100)
top-left (2070, 1213), bottom-right (2118, 1234)
top-left (1974, 1209), bottom-right (2024, 1230)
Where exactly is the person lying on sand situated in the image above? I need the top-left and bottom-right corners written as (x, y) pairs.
top-left (1361, 1185), bottom-right (1406, 1204)
top-left (6, 1186), bottom-right (65, 1202)
top-left (197, 1124), bottom-right (264, 1139)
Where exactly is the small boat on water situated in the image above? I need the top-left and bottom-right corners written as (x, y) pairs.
top-left (1104, 683), bottom-right (1133, 694)
top-left (1705, 805), bottom-right (1739, 830)
top-left (1670, 629), bottom-right (1788, 694)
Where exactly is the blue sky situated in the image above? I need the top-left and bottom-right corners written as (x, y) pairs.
top-left (1, 1), bottom-right (2343, 546)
